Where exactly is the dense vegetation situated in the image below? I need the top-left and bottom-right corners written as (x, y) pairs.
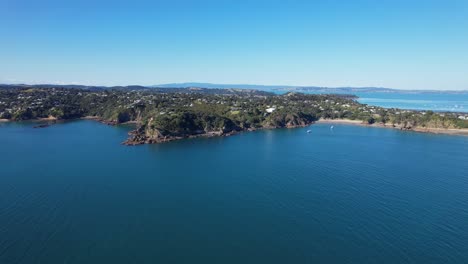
top-left (1, 86), bottom-right (467, 144)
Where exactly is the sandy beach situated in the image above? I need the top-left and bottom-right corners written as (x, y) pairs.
top-left (317, 119), bottom-right (365, 125)
top-left (39, 116), bottom-right (57, 120)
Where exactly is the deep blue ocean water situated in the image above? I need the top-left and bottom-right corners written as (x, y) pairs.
top-left (1, 120), bottom-right (468, 263)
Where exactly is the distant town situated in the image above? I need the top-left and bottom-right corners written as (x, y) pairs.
top-left (1, 84), bottom-right (467, 144)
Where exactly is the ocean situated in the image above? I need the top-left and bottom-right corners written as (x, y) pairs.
top-left (355, 92), bottom-right (468, 113)
top-left (1, 120), bottom-right (468, 263)
top-left (273, 90), bottom-right (468, 113)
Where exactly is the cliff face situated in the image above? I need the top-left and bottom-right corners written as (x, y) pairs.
top-left (123, 111), bottom-right (318, 145)
top-left (124, 118), bottom-right (168, 145)
top-left (123, 115), bottom-right (243, 145)
top-left (263, 112), bottom-right (317, 129)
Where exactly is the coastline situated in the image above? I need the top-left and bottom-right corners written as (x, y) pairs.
top-left (122, 123), bottom-right (312, 145)
top-left (0, 117), bottom-right (58, 123)
top-left (2, 117), bottom-right (467, 144)
top-left (317, 118), bottom-right (468, 136)
top-left (124, 119), bottom-right (468, 146)
top-left (0, 116), bottom-right (138, 127)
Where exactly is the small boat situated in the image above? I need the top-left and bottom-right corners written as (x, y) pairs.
top-left (307, 130), bottom-right (312, 133)
top-left (330, 126), bottom-right (334, 130)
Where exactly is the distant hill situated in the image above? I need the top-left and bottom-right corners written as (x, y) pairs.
top-left (0, 84), bottom-right (273, 96)
top-left (153, 83), bottom-right (292, 90)
top-left (2, 83), bottom-right (467, 94)
top-left (154, 83), bottom-right (468, 94)
top-left (0, 84), bottom-right (150, 91)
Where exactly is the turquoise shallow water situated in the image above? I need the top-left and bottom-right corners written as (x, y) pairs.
top-left (355, 92), bottom-right (468, 113)
top-left (280, 91), bottom-right (468, 112)
top-left (1, 120), bottom-right (468, 263)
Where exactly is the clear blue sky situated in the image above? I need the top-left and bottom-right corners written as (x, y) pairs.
top-left (1, 0), bottom-right (467, 90)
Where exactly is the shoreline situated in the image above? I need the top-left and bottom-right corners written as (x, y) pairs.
top-left (122, 123), bottom-right (312, 145)
top-left (0, 116), bottom-right (139, 127)
top-left (317, 118), bottom-right (468, 136)
top-left (124, 118), bottom-right (468, 146)
top-left (2, 117), bottom-right (467, 143)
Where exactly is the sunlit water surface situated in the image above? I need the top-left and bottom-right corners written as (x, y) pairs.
top-left (1, 120), bottom-right (468, 263)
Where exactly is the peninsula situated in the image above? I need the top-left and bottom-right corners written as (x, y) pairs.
top-left (1, 85), bottom-right (467, 144)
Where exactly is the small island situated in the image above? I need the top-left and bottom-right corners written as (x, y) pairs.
top-left (1, 84), bottom-right (467, 144)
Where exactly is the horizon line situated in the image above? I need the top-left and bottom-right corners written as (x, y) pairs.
top-left (1, 82), bottom-right (468, 92)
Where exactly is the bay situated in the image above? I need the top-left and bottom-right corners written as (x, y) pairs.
top-left (355, 92), bottom-right (468, 113)
top-left (1, 120), bottom-right (468, 263)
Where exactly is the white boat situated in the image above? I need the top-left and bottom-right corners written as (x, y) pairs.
top-left (307, 130), bottom-right (312, 133)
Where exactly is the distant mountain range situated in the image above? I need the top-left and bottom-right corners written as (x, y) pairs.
top-left (0, 84), bottom-right (273, 96)
top-left (153, 83), bottom-right (295, 90)
top-left (153, 83), bottom-right (468, 94)
top-left (1, 82), bottom-right (467, 94)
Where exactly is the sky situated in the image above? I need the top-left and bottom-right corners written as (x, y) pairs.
top-left (1, 0), bottom-right (468, 90)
